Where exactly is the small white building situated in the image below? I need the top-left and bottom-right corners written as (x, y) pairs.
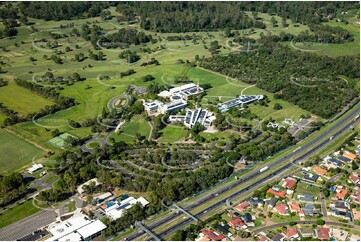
top-left (27, 164), bottom-right (44, 174)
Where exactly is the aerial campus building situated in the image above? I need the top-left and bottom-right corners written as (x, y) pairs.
top-left (217, 95), bottom-right (264, 113)
top-left (46, 214), bottom-right (107, 241)
top-left (144, 83), bottom-right (204, 116)
top-left (169, 108), bottom-right (215, 129)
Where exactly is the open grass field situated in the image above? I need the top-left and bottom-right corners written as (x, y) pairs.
top-left (157, 125), bottom-right (188, 143)
top-left (0, 200), bottom-right (41, 229)
top-left (293, 181), bottom-right (321, 198)
top-left (0, 82), bottom-right (54, 117)
top-left (0, 129), bottom-right (45, 175)
top-left (109, 115), bottom-right (150, 143)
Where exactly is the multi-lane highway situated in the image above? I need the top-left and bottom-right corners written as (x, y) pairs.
top-left (125, 103), bottom-right (360, 241)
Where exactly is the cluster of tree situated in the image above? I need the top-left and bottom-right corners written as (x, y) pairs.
top-left (101, 28), bottom-right (153, 48)
top-left (237, 1), bottom-right (359, 25)
top-left (137, 149), bottom-right (166, 164)
top-left (120, 69), bottom-right (136, 78)
top-left (168, 151), bottom-right (198, 165)
top-left (37, 72), bottom-right (83, 86)
top-left (140, 74), bottom-right (155, 82)
top-left (125, 2), bottom-right (266, 32)
top-left (0, 3), bottom-right (19, 38)
top-left (199, 43), bottom-right (359, 118)
top-left (119, 50), bottom-right (140, 63)
top-left (0, 103), bottom-right (26, 127)
top-left (191, 123), bottom-right (206, 142)
top-left (140, 58), bottom-right (160, 67)
top-left (261, 24), bottom-right (354, 44)
top-left (236, 130), bottom-right (295, 161)
top-left (0, 173), bottom-right (28, 207)
top-left (18, 2), bottom-right (111, 20)
top-left (37, 188), bottom-right (70, 202)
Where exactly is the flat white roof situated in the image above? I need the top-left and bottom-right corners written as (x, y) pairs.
top-left (47, 215), bottom-right (92, 241)
top-left (58, 232), bottom-right (82, 241)
top-left (77, 220), bottom-right (107, 239)
top-left (169, 83), bottom-right (197, 93)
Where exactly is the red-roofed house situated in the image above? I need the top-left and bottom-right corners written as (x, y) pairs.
top-left (348, 173), bottom-right (360, 184)
top-left (274, 203), bottom-right (288, 215)
top-left (313, 166), bottom-right (327, 176)
top-left (228, 218), bottom-right (247, 230)
top-left (235, 202), bottom-right (250, 212)
top-left (336, 187), bottom-right (349, 200)
top-left (201, 229), bottom-right (225, 241)
top-left (289, 203), bottom-right (301, 213)
top-left (283, 228), bottom-right (299, 239)
top-left (267, 188), bottom-right (286, 198)
top-left (316, 227), bottom-right (331, 240)
top-left (282, 177), bottom-right (297, 189)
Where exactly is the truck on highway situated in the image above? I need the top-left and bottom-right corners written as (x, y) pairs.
top-left (260, 166), bottom-right (268, 173)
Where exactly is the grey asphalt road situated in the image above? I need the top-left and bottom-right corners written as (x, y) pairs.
top-left (0, 209), bottom-right (57, 241)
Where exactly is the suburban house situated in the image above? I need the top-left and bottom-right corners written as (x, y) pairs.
top-left (299, 228), bottom-right (315, 238)
top-left (248, 197), bottom-right (263, 207)
top-left (228, 218), bottom-right (247, 230)
top-left (242, 213), bottom-right (255, 227)
top-left (267, 188), bottom-right (286, 198)
top-left (316, 227), bottom-right (332, 240)
top-left (235, 201), bottom-right (250, 212)
top-left (297, 194), bottom-right (314, 202)
top-left (313, 166), bottom-right (327, 176)
top-left (273, 204), bottom-right (288, 215)
top-left (303, 173), bottom-right (319, 183)
top-left (282, 177), bottom-right (297, 189)
top-left (271, 233), bottom-right (285, 241)
top-left (335, 186), bottom-right (349, 200)
top-left (266, 197), bottom-right (278, 208)
top-left (348, 172), bottom-right (360, 184)
top-left (199, 229), bottom-right (225, 241)
top-left (300, 204), bottom-right (319, 217)
top-left (283, 228), bottom-right (299, 240)
top-left (288, 203), bottom-right (301, 213)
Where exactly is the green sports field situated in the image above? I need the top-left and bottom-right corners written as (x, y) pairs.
top-left (0, 129), bottom-right (45, 174)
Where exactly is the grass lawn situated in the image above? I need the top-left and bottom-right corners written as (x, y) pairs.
top-left (0, 129), bottom-right (45, 175)
top-left (200, 131), bottom-right (237, 142)
top-left (269, 213), bottom-right (300, 223)
top-left (157, 125), bottom-right (188, 143)
top-left (86, 141), bottom-right (102, 149)
top-left (0, 200), bottom-right (41, 228)
top-left (0, 82), bottom-right (54, 116)
top-left (109, 115), bottom-right (150, 144)
top-left (294, 181), bottom-right (321, 198)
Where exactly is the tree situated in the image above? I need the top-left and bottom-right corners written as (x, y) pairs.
top-left (100, 10), bottom-right (111, 20)
top-left (274, 103), bottom-right (283, 110)
top-left (316, 218), bottom-right (325, 225)
top-left (289, 221), bottom-right (296, 226)
top-left (352, 161), bottom-right (359, 170)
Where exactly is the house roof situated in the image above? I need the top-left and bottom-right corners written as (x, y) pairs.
top-left (235, 201), bottom-right (250, 211)
top-left (313, 166), bottom-right (327, 176)
top-left (284, 228), bottom-right (298, 238)
top-left (243, 213), bottom-right (253, 223)
top-left (267, 188), bottom-right (286, 198)
top-left (299, 228), bottom-right (314, 236)
top-left (304, 173), bottom-right (319, 182)
top-left (338, 155), bottom-right (352, 162)
top-left (267, 197), bottom-right (278, 207)
top-left (201, 229), bottom-right (225, 241)
top-left (336, 188), bottom-right (348, 199)
top-left (343, 152), bottom-right (357, 160)
top-left (317, 227), bottom-right (331, 240)
top-left (272, 233), bottom-right (285, 241)
top-left (283, 178), bottom-right (296, 189)
top-left (349, 173), bottom-right (360, 184)
top-left (274, 203), bottom-right (288, 214)
top-left (228, 218), bottom-right (245, 228)
top-left (289, 203), bottom-right (301, 211)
